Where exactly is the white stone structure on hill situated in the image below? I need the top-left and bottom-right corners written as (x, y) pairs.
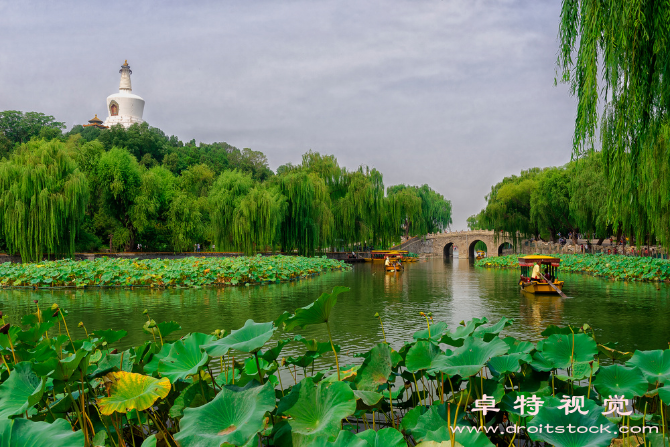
top-left (102, 60), bottom-right (145, 129)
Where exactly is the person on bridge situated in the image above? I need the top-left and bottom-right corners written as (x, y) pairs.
top-left (531, 262), bottom-right (541, 280)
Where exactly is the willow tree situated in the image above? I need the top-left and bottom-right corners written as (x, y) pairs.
top-left (0, 139), bottom-right (88, 262)
top-left (233, 185), bottom-right (285, 254)
top-left (209, 170), bottom-right (256, 250)
top-left (568, 152), bottom-right (610, 243)
top-left (386, 185), bottom-right (422, 241)
top-left (277, 169), bottom-right (333, 255)
top-left (558, 0), bottom-right (670, 244)
top-left (530, 167), bottom-right (574, 242)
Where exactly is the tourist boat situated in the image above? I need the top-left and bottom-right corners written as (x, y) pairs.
top-left (385, 255), bottom-right (404, 273)
top-left (518, 255), bottom-right (565, 294)
top-left (476, 250), bottom-right (487, 260)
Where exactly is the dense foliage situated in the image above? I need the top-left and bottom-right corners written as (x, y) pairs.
top-left (557, 1), bottom-right (670, 249)
top-left (467, 152), bottom-right (644, 245)
top-left (477, 254), bottom-right (670, 282)
top-left (0, 112), bottom-right (452, 260)
top-left (0, 287), bottom-right (668, 446)
top-left (0, 255), bottom-right (348, 288)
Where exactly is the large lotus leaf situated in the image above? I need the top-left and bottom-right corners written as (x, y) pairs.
top-left (405, 341), bottom-right (449, 374)
top-left (424, 426), bottom-right (495, 447)
top-left (647, 433), bottom-right (670, 446)
top-left (353, 390), bottom-right (383, 406)
top-left (0, 418), bottom-right (84, 446)
top-left (284, 377), bottom-right (356, 440)
top-left (356, 428), bottom-right (406, 447)
top-left (261, 338), bottom-right (291, 362)
top-left (0, 362), bottom-right (46, 419)
top-left (284, 286), bottom-right (350, 330)
top-left (593, 364), bottom-right (648, 399)
top-left (530, 351), bottom-right (555, 372)
top-left (169, 381), bottom-right (217, 418)
top-left (440, 336), bottom-right (509, 377)
top-left (626, 350), bottom-right (670, 384)
top-left (158, 332), bottom-right (214, 382)
top-left (91, 329), bottom-right (128, 344)
top-left (488, 352), bottom-right (531, 375)
top-left (413, 322), bottom-right (449, 343)
top-left (439, 317), bottom-right (488, 347)
top-left (355, 343), bottom-right (392, 391)
top-left (473, 317), bottom-right (513, 341)
top-left (657, 386), bottom-right (670, 402)
top-left (32, 348), bottom-right (88, 380)
top-left (541, 333), bottom-right (597, 369)
top-left (16, 321), bottom-right (54, 345)
top-left (502, 336), bottom-right (535, 354)
top-left (527, 396), bottom-right (618, 446)
top-left (175, 381), bottom-right (275, 447)
top-left (407, 403), bottom-right (451, 441)
top-left (143, 321), bottom-right (181, 338)
top-left (556, 360), bottom-right (599, 381)
top-left (204, 319), bottom-right (276, 356)
top-left (97, 371), bottom-right (171, 415)
top-left (144, 342), bottom-right (172, 375)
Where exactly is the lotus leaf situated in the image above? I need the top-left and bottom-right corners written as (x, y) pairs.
top-left (626, 349), bottom-right (670, 384)
top-left (0, 418), bottom-right (84, 446)
top-left (592, 364), bottom-right (647, 399)
top-left (158, 332), bottom-right (214, 382)
top-left (541, 333), bottom-right (597, 369)
top-left (169, 381), bottom-right (216, 418)
top-left (488, 352), bottom-right (531, 375)
top-left (175, 381), bottom-right (275, 447)
top-left (299, 430), bottom-right (367, 447)
top-left (502, 336), bottom-right (534, 354)
top-left (441, 336), bottom-right (509, 377)
top-left (473, 317), bottom-right (513, 341)
top-left (32, 349), bottom-right (88, 380)
top-left (90, 349), bottom-right (134, 377)
top-left (140, 435), bottom-right (157, 447)
top-left (91, 329), bottom-right (127, 344)
top-left (353, 390), bottom-right (383, 406)
top-left (97, 371), bottom-right (171, 415)
top-left (284, 286), bottom-right (350, 330)
top-left (424, 425), bottom-right (495, 447)
top-left (597, 342), bottom-right (633, 362)
top-left (284, 377), bottom-right (356, 440)
top-left (527, 396), bottom-right (617, 446)
top-left (143, 342), bottom-right (172, 375)
top-left (355, 343), bottom-right (392, 391)
top-left (405, 340), bottom-right (450, 374)
top-left (204, 319), bottom-right (276, 356)
top-left (412, 321), bottom-right (449, 342)
top-left (0, 362), bottom-right (46, 419)
top-left (356, 427), bottom-right (406, 446)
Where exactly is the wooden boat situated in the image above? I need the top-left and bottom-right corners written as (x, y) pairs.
top-left (518, 255), bottom-right (565, 294)
top-left (476, 250), bottom-right (487, 260)
top-left (384, 255), bottom-right (404, 273)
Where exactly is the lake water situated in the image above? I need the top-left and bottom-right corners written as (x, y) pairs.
top-left (1, 258), bottom-right (668, 367)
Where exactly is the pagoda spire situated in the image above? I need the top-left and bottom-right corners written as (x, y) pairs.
top-left (119, 60), bottom-right (132, 92)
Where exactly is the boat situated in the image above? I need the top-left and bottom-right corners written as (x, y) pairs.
top-left (371, 249), bottom-right (409, 262)
top-left (476, 250), bottom-right (487, 260)
top-left (518, 255), bottom-right (565, 294)
top-left (384, 254), bottom-right (404, 273)
top-left (404, 252), bottom-right (419, 262)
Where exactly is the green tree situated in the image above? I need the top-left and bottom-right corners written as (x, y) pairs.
top-left (530, 167), bottom-right (574, 242)
top-left (0, 111), bottom-right (65, 145)
top-left (568, 152), bottom-right (610, 243)
top-left (95, 147), bottom-right (143, 250)
top-left (0, 139), bottom-right (88, 261)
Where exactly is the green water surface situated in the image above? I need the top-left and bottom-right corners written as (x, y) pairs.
top-left (1, 258), bottom-right (668, 365)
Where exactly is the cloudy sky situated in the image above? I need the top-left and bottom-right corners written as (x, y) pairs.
top-left (0, 0), bottom-right (576, 229)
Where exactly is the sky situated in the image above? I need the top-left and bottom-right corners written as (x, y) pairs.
top-left (0, 0), bottom-right (577, 229)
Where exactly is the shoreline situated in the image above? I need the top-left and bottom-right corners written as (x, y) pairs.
top-left (476, 253), bottom-right (670, 283)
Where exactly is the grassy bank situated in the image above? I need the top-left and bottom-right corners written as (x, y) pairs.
top-left (476, 253), bottom-right (670, 282)
top-left (0, 255), bottom-right (350, 288)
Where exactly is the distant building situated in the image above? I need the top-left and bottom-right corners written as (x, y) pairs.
top-left (83, 114), bottom-right (108, 129)
top-left (102, 60), bottom-right (145, 129)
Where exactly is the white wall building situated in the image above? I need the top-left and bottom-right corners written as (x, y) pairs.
top-left (102, 60), bottom-right (145, 129)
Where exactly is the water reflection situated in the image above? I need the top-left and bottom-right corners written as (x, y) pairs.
top-left (0, 258), bottom-right (668, 362)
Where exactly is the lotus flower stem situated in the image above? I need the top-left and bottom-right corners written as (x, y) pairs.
top-left (325, 321), bottom-right (341, 381)
top-left (662, 399), bottom-right (667, 447)
top-left (412, 373), bottom-right (422, 407)
top-left (387, 381), bottom-right (396, 429)
top-left (6, 332), bottom-right (17, 364)
top-left (440, 373), bottom-right (445, 404)
top-left (643, 402), bottom-right (648, 446)
top-left (59, 309), bottom-right (74, 347)
top-left (0, 354), bottom-right (10, 373)
top-left (253, 352), bottom-right (265, 385)
top-left (277, 367), bottom-right (285, 397)
top-left (146, 409), bottom-right (176, 447)
top-left (372, 411), bottom-right (375, 431)
top-left (375, 313), bottom-right (387, 343)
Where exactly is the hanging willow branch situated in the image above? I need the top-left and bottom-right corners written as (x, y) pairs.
top-left (0, 139), bottom-right (89, 262)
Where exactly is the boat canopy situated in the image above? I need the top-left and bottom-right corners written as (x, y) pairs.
top-left (518, 255), bottom-right (560, 267)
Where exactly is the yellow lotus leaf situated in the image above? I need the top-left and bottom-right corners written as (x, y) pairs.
top-left (98, 371), bottom-right (171, 415)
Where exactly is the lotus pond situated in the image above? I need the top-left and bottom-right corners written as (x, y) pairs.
top-left (0, 255), bottom-right (350, 289)
top-left (2, 285), bottom-right (670, 447)
top-left (477, 254), bottom-right (670, 282)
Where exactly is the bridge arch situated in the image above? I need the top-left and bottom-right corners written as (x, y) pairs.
top-left (468, 240), bottom-right (487, 259)
top-left (443, 242), bottom-right (454, 257)
top-left (498, 242), bottom-right (513, 256)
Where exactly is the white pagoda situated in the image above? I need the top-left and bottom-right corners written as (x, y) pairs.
top-left (103, 60), bottom-right (145, 129)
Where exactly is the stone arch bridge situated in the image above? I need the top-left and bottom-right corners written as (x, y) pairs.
top-left (394, 230), bottom-right (516, 259)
